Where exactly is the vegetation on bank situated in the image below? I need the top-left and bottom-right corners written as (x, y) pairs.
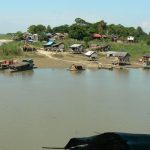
top-left (0, 41), bottom-right (41, 59)
top-left (0, 42), bottom-right (23, 59)
top-left (0, 18), bottom-right (150, 61)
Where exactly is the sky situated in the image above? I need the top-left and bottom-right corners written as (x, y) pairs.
top-left (0, 0), bottom-right (150, 33)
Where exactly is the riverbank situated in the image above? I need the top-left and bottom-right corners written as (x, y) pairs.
top-left (35, 50), bottom-right (142, 69)
top-left (0, 40), bottom-right (144, 69)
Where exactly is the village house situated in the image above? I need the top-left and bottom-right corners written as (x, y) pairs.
top-left (84, 51), bottom-right (98, 61)
top-left (53, 33), bottom-right (68, 40)
top-left (112, 52), bottom-right (131, 65)
top-left (106, 51), bottom-right (117, 57)
top-left (91, 44), bottom-right (111, 52)
top-left (142, 53), bottom-right (150, 68)
top-left (127, 36), bottom-right (134, 43)
top-left (70, 44), bottom-right (84, 53)
top-left (113, 52), bottom-right (130, 65)
top-left (24, 33), bottom-right (38, 43)
top-left (43, 40), bottom-right (55, 50)
top-left (111, 34), bottom-right (118, 42)
top-left (92, 33), bottom-right (108, 39)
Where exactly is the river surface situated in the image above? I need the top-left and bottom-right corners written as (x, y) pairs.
top-left (0, 68), bottom-right (150, 150)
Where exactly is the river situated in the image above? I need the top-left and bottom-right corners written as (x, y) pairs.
top-left (0, 68), bottom-right (150, 150)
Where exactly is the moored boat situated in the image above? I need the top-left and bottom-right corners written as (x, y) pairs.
top-left (9, 59), bottom-right (35, 72)
top-left (68, 64), bottom-right (85, 71)
top-left (0, 60), bottom-right (14, 70)
top-left (42, 132), bottom-right (150, 150)
top-left (142, 54), bottom-right (150, 69)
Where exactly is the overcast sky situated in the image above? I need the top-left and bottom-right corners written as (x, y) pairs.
top-left (0, 0), bottom-right (150, 33)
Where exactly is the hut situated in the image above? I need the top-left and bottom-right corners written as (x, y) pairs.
top-left (91, 44), bottom-right (111, 52)
top-left (51, 42), bottom-right (65, 52)
top-left (70, 44), bottom-right (84, 54)
top-left (43, 40), bottom-right (55, 50)
top-left (92, 33), bottom-right (108, 39)
top-left (112, 34), bottom-right (118, 42)
top-left (24, 33), bottom-right (38, 43)
top-left (127, 36), bottom-right (134, 43)
top-left (142, 53), bottom-right (150, 68)
top-left (113, 52), bottom-right (130, 65)
top-left (84, 51), bottom-right (98, 60)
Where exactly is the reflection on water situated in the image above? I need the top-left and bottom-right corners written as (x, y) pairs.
top-left (69, 70), bottom-right (85, 76)
top-left (0, 68), bottom-right (150, 150)
top-left (0, 70), bottom-right (34, 77)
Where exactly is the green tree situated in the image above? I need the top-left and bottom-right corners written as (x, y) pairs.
top-left (15, 31), bottom-right (24, 40)
top-left (46, 25), bottom-right (52, 33)
top-left (97, 20), bottom-right (107, 34)
top-left (53, 24), bottom-right (70, 33)
top-left (74, 18), bottom-right (90, 26)
top-left (69, 24), bottom-right (89, 40)
top-left (28, 24), bottom-right (46, 34)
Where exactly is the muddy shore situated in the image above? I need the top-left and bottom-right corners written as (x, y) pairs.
top-left (33, 50), bottom-right (142, 69)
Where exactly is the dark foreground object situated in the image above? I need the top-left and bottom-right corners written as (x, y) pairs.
top-left (42, 132), bottom-right (150, 150)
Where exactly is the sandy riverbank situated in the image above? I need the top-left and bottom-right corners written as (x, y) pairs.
top-left (34, 50), bottom-right (142, 69)
top-left (35, 50), bottom-right (100, 69)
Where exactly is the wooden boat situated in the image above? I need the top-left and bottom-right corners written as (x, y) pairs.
top-left (98, 66), bottom-right (113, 70)
top-left (42, 132), bottom-right (150, 150)
top-left (0, 60), bottom-right (13, 70)
top-left (68, 64), bottom-right (85, 71)
top-left (9, 59), bottom-right (35, 72)
top-left (143, 62), bottom-right (150, 69)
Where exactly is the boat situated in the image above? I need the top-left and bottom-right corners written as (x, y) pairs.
top-left (42, 132), bottom-right (150, 150)
top-left (143, 62), bottom-right (150, 69)
top-left (142, 54), bottom-right (150, 69)
top-left (9, 59), bottom-right (35, 72)
top-left (68, 64), bottom-right (85, 71)
top-left (0, 60), bottom-right (13, 70)
top-left (98, 65), bottom-right (113, 70)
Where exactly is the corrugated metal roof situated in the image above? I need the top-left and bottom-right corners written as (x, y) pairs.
top-left (84, 51), bottom-right (96, 56)
top-left (113, 52), bottom-right (130, 57)
top-left (70, 44), bottom-right (82, 48)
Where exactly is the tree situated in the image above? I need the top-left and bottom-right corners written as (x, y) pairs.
top-left (53, 24), bottom-right (70, 33)
top-left (74, 18), bottom-right (90, 26)
top-left (46, 25), bottom-right (52, 33)
top-left (69, 24), bottom-right (89, 40)
top-left (15, 31), bottom-right (24, 41)
top-left (97, 20), bottom-right (107, 34)
top-left (28, 25), bottom-right (46, 34)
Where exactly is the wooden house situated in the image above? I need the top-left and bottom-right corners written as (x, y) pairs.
top-left (70, 44), bottom-right (84, 53)
top-left (113, 52), bottom-right (130, 65)
top-left (92, 33), bottom-right (108, 39)
top-left (127, 36), bottom-right (134, 43)
top-left (84, 51), bottom-right (98, 60)
top-left (142, 54), bottom-right (150, 68)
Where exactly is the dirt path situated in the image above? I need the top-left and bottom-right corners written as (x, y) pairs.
top-left (37, 50), bottom-right (99, 68)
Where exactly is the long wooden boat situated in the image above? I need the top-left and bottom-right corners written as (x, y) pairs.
top-left (42, 132), bottom-right (150, 150)
top-left (9, 59), bottom-right (35, 72)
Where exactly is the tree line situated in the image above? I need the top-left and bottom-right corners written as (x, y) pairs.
top-left (13, 18), bottom-right (150, 44)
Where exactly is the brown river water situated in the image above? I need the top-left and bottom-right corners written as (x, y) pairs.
top-left (0, 68), bottom-right (150, 150)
